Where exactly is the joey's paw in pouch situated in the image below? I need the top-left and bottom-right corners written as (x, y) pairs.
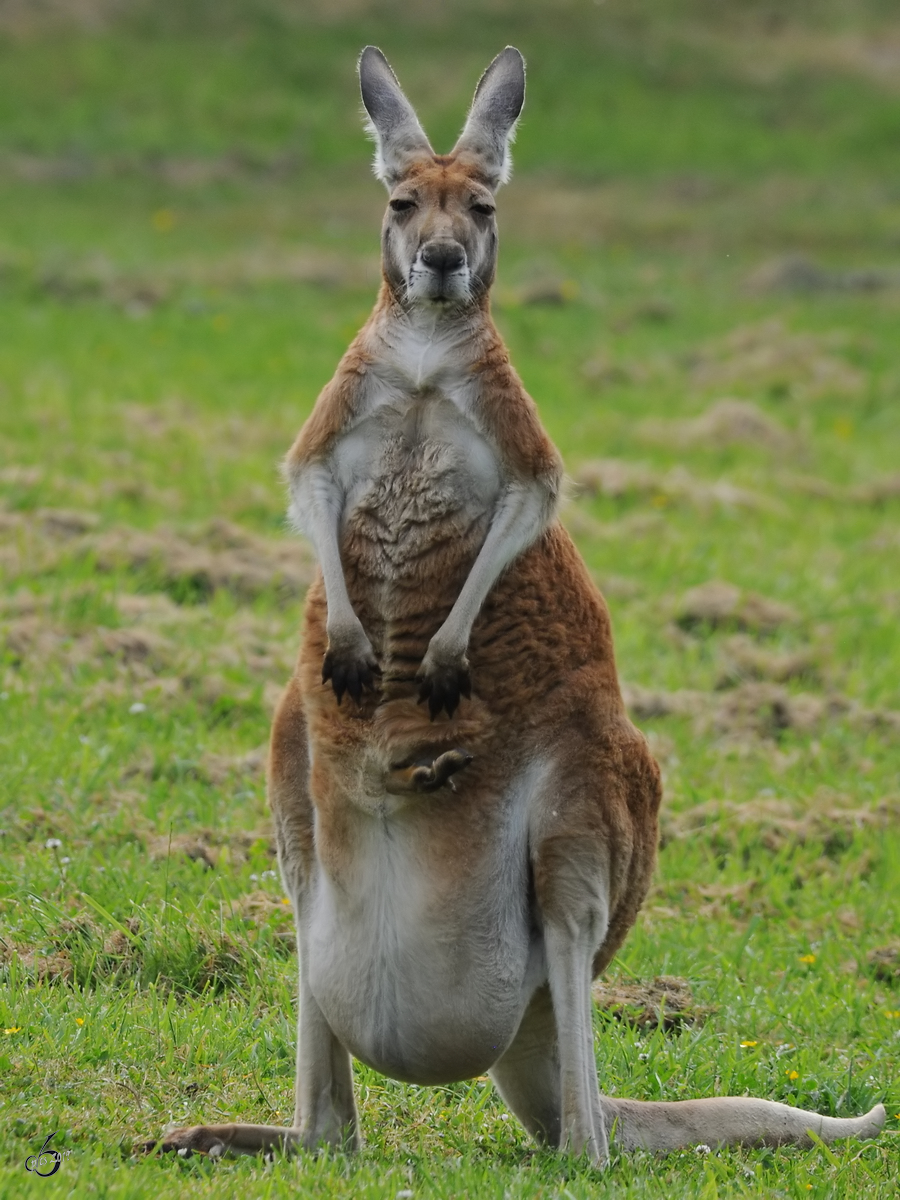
top-left (416, 654), bottom-right (472, 719)
top-left (419, 748), bottom-right (474, 790)
top-left (322, 630), bottom-right (381, 706)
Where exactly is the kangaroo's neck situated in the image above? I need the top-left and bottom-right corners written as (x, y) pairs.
top-left (362, 283), bottom-right (503, 393)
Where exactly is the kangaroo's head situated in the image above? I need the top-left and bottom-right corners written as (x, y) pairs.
top-left (359, 46), bottom-right (525, 310)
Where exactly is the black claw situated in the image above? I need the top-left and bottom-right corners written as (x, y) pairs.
top-left (417, 663), bottom-right (471, 719)
top-left (323, 648), bottom-right (380, 707)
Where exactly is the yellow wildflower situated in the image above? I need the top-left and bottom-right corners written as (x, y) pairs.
top-left (151, 208), bottom-right (176, 233)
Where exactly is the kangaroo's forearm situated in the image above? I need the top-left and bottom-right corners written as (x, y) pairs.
top-left (288, 462), bottom-right (356, 633)
top-left (430, 479), bottom-right (558, 659)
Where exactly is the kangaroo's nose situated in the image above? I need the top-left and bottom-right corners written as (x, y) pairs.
top-left (421, 241), bottom-right (466, 273)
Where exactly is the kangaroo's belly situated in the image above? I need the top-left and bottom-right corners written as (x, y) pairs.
top-left (304, 798), bottom-right (540, 1084)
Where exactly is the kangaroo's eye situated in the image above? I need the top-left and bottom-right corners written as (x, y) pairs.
top-left (389, 198), bottom-right (416, 213)
top-left (471, 202), bottom-right (495, 217)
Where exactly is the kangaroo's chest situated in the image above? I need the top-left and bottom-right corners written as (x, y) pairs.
top-left (335, 390), bottom-right (499, 514)
top-left (332, 388), bottom-right (500, 581)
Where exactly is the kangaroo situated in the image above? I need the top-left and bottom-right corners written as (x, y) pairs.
top-left (151, 47), bottom-right (885, 1165)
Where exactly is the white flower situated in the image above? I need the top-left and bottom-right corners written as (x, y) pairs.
top-left (129, 702), bottom-right (147, 714)
top-left (45, 838), bottom-right (62, 850)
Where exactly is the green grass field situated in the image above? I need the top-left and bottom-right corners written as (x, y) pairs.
top-left (1, 1), bottom-right (898, 1195)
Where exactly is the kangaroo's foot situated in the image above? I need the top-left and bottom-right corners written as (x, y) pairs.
top-left (142, 1122), bottom-right (307, 1160)
top-left (385, 748), bottom-right (474, 795)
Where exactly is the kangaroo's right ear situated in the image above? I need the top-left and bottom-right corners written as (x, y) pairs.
top-left (359, 47), bottom-right (434, 187)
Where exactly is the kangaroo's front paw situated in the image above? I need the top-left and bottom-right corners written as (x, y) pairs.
top-left (416, 648), bottom-right (471, 719)
top-left (322, 624), bottom-right (381, 706)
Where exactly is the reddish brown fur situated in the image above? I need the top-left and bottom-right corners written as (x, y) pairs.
top-left (272, 517), bottom-right (661, 974)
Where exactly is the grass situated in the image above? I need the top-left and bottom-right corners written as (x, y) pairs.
top-left (1, 1), bottom-right (899, 1196)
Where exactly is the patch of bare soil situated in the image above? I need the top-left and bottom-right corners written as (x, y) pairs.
top-left (1, 612), bottom-right (176, 676)
top-left (85, 517), bottom-right (314, 602)
top-left (0, 508), bottom-right (315, 603)
top-left (715, 635), bottom-right (819, 687)
top-left (705, 22), bottom-right (900, 94)
top-left (573, 459), bottom-right (773, 512)
top-left (660, 794), bottom-right (900, 854)
top-left (868, 946), bottom-right (900, 985)
top-left (639, 398), bottom-right (796, 454)
top-left (591, 976), bottom-right (712, 1031)
top-left (121, 744), bottom-right (269, 790)
top-left (676, 580), bottom-right (797, 634)
top-left (687, 319), bottom-right (866, 403)
top-left (779, 472), bottom-right (900, 506)
top-left (230, 891), bottom-right (295, 949)
top-left (622, 679), bottom-right (900, 743)
top-left (0, 908), bottom-right (266, 990)
top-left (746, 255), bottom-right (900, 295)
top-left (2, 244), bottom-right (381, 312)
top-left (145, 827), bottom-right (273, 869)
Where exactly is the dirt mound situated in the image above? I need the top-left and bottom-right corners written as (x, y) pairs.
top-left (639, 398), bottom-right (795, 453)
top-left (715, 635), bottom-right (819, 687)
top-left (0, 507), bottom-right (315, 603)
top-left (868, 946), bottom-right (900, 985)
top-left (84, 518), bottom-right (314, 602)
top-left (688, 319), bottom-right (866, 402)
top-left (661, 794), bottom-right (900, 853)
top-left (676, 580), bottom-right (797, 633)
top-left (573, 459), bottom-right (771, 512)
top-left (746, 255), bottom-right (900, 295)
top-left (592, 976), bottom-right (712, 1030)
top-left (622, 679), bottom-right (900, 742)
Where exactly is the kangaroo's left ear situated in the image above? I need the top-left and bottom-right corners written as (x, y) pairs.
top-left (452, 47), bottom-right (525, 190)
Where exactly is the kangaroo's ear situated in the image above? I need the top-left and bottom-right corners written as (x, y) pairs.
top-left (359, 46), bottom-right (433, 187)
top-left (452, 47), bottom-right (525, 190)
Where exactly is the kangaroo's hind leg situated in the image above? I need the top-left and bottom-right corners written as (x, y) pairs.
top-left (271, 676), bottom-right (360, 1149)
top-left (519, 726), bottom-right (662, 1166)
top-left (145, 677), bottom-right (359, 1159)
